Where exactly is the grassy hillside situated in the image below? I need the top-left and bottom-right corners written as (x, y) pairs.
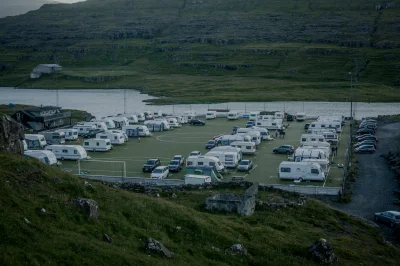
top-left (0, 152), bottom-right (399, 265)
top-left (0, 0), bottom-right (400, 103)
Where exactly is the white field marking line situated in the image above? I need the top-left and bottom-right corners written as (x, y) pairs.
top-left (248, 165), bottom-right (258, 173)
top-left (243, 174), bottom-right (248, 178)
top-left (269, 176), bottom-right (274, 178)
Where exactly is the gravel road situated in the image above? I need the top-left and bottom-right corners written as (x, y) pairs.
top-left (331, 122), bottom-right (400, 222)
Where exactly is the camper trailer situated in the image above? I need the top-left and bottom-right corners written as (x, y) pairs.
top-left (236, 129), bottom-right (261, 145)
top-left (227, 111), bottom-right (240, 120)
top-left (45, 145), bottom-right (87, 160)
top-left (166, 115), bottom-right (185, 124)
top-left (135, 113), bottom-right (146, 122)
top-left (293, 148), bottom-right (327, 162)
top-left (42, 132), bottom-right (66, 145)
top-left (295, 112), bottom-right (306, 121)
top-left (212, 146), bottom-right (243, 161)
top-left (56, 129), bottom-right (78, 140)
top-left (108, 116), bottom-right (129, 128)
top-left (184, 174), bottom-right (212, 185)
top-left (83, 138), bottom-right (112, 151)
top-left (255, 120), bottom-right (283, 130)
top-left (144, 120), bottom-right (167, 132)
top-left (206, 111), bottom-right (217, 119)
top-left (84, 121), bottom-right (108, 132)
top-left (167, 117), bottom-right (181, 128)
top-left (250, 126), bottom-right (269, 140)
top-left (97, 118), bottom-right (116, 129)
top-left (308, 121), bottom-right (342, 133)
top-left (205, 150), bottom-right (240, 168)
top-left (73, 124), bottom-right (97, 136)
top-left (122, 114), bottom-right (138, 124)
top-left (25, 134), bottom-right (47, 149)
top-left (309, 131), bottom-right (339, 144)
top-left (24, 150), bottom-right (58, 166)
top-left (301, 144), bottom-right (331, 158)
top-left (249, 111), bottom-right (260, 121)
top-left (220, 135), bottom-right (252, 146)
top-left (302, 158), bottom-right (330, 174)
top-left (96, 131), bottom-right (125, 145)
top-left (107, 129), bottom-right (128, 142)
top-left (274, 111), bottom-right (285, 120)
top-left (143, 111), bottom-right (153, 120)
top-left (230, 141), bottom-right (256, 155)
top-left (278, 161), bottom-right (325, 181)
top-left (300, 134), bottom-right (325, 145)
top-left (122, 125), bottom-right (151, 137)
top-left (185, 156), bottom-right (225, 173)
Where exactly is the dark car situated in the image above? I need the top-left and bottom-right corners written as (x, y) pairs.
top-left (273, 145), bottom-right (295, 154)
top-left (354, 145), bottom-right (375, 154)
top-left (81, 129), bottom-right (103, 139)
top-left (375, 211), bottom-right (400, 228)
top-left (172, 155), bottom-right (185, 166)
top-left (168, 160), bottom-right (182, 172)
top-left (237, 160), bottom-right (253, 172)
top-left (205, 140), bottom-right (217, 149)
top-left (286, 114), bottom-right (294, 121)
top-left (359, 124), bottom-right (377, 130)
top-left (357, 128), bottom-right (375, 135)
top-left (246, 121), bottom-right (255, 127)
top-left (354, 140), bottom-right (377, 149)
top-left (189, 119), bottom-right (205, 126)
top-left (142, 158), bottom-right (161, 172)
top-left (355, 134), bottom-right (378, 142)
top-left (304, 123), bottom-right (310, 131)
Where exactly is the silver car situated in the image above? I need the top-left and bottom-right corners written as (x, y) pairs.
top-left (237, 160), bottom-right (253, 172)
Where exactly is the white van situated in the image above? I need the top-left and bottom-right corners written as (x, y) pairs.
top-left (25, 134), bottom-right (47, 149)
top-left (206, 111), bottom-right (217, 119)
top-left (45, 145), bottom-right (87, 160)
top-left (24, 150), bottom-right (58, 166)
top-left (302, 158), bottom-right (330, 174)
top-left (184, 174), bottom-right (212, 185)
top-left (205, 151), bottom-right (240, 168)
top-left (250, 126), bottom-right (270, 140)
top-left (308, 121), bottom-right (342, 133)
top-left (300, 134), bottom-right (325, 145)
top-left (84, 121), bottom-right (108, 132)
top-left (96, 131), bottom-right (125, 145)
top-left (56, 129), bottom-right (78, 140)
top-left (83, 138), bottom-right (112, 151)
top-left (249, 111), bottom-right (260, 121)
top-left (293, 148), bottom-right (327, 162)
top-left (185, 156), bottom-right (225, 173)
top-left (42, 132), bottom-right (66, 145)
top-left (227, 111), bottom-right (240, 120)
top-left (255, 120), bottom-right (283, 130)
top-left (167, 117), bottom-right (181, 128)
top-left (97, 118), bottom-right (116, 129)
top-left (278, 161), bottom-right (325, 181)
top-left (122, 125), bottom-right (151, 137)
top-left (220, 134), bottom-right (252, 146)
top-left (295, 112), bottom-right (306, 121)
top-left (73, 124), bottom-right (97, 136)
top-left (230, 141), bottom-right (256, 155)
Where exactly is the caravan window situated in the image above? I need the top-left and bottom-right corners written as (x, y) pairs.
top-left (80, 128), bottom-right (83, 131)
top-left (272, 123), bottom-right (276, 126)
top-left (281, 167), bottom-right (291, 172)
top-left (311, 124), bottom-right (315, 128)
top-left (225, 155), bottom-right (233, 162)
top-left (96, 142), bottom-right (100, 146)
top-left (62, 149), bottom-right (68, 153)
top-left (100, 136), bottom-right (107, 139)
top-left (256, 122), bottom-right (261, 126)
top-left (74, 150), bottom-right (77, 155)
top-left (209, 162), bottom-right (215, 167)
top-left (301, 138), bottom-right (306, 142)
top-left (198, 162), bottom-right (204, 166)
top-left (187, 161), bottom-right (193, 166)
top-left (246, 146), bottom-right (252, 149)
top-left (321, 124), bottom-right (325, 128)
top-left (53, 135), bottom-right (59, 139)
top-left (311, 169), bottom-right (319, 174)
top-left (106, 142), bottom-right (111, 146)
top-left (84, 142), bottom-right (89, 146)
top-left (319, 138), bottom-right (324, 142)
top-left (73, 132), bottom-right (78, 135)
top-left (311, 138), bottom-right (316, 141)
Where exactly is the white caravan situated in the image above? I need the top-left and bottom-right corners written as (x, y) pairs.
top-left (152, 110), bottom-right (163, 118)
top-left (45, 145), bottom-right (87, 160)
top-left (136, 113), bottom-right (146, 122)
top-left (255, 120), bottom-right (283, 130)
top-left (184, 174), bottom-right (212, 185)
top-left (122, 125), bottom-right (151, 137)
top-left (73, 124), bottom-right (97, 136)
top-left (184, 110), bottom-right (197, 120)
top-left (249, 111), bottom-right (260, 121)
top-left (144, 120), bottom-right (168, 132)
top-left (293, 148), bottom-right (327, 162)
top-left (309, 130), bottom-right (339, 144)
top-left (25, 134), bottom-right (47, 149)
top-left (122, 114), bottom-right (138, 124)
top-left (185, 156), bottom-right (225, 173)
top-left (83, 138), bottom-right (112, 152)
top-left (97, 118), bottom-right (116, 129)
top-left (212, 146), bottom-right (243, 161)
top-left (300, 134), bottom-right (325, 145)
top-left (205, 151), bottom-right (240, 168)
top-left (220, 134), bottom-right (252, 146)
top-left (274, 111), bottom-right (285, 120)
top-left (250, 126), bottom-right (270, 140)
top-left (236, 129), bottom-right (261, 145)
top-left (143, 111), bottom-right (153, 120)
top-left (42, 132), bottom-right (66, 145)
top-left (301, 145), bottom-right (331, 158)
top-left (167, 117), bottom-right (181, 128)
top-left (230, 141), bottom-right (256, 155)
top-left (206, 111), bottom-right (217, 119)
top-left (302, 158), bottom-right (330, 174)
top-left (295, 112), bottom-right (306, 121)
top-left (96, 131), bottom-right (125, 145)
top-left (107, 129), bottom-right (129, 142)
top-left (227, 111), bottom-right (240, 120)
top-left (24, 150), bottom-right (58, 166)
top-left (166, 115), bottom-right (186, 124)
top-left (84, 121), bottom-right (108, 132)
top-left (308, 121), bottom-right (342, 133)
top-left (278, 161), bottom-right (325, 181)
top-left (56, 129), bottom-right (78, 140)
top-left (108, 116), bottom-right (129, 128)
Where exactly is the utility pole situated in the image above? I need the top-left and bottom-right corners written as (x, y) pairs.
top-left (124, 89), bottom-right (127, 114)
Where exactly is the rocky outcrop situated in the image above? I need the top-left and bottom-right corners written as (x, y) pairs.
top-left (72, 198), bottom-right (99, 219)
top-left (0, 115), bottom-right (24, 155)
top-left (308, 238), bottom-right (338, 264)
top-left (146, 237), bottom-right (174, 258)
top-left (225, 244), bottom-right (247, 256)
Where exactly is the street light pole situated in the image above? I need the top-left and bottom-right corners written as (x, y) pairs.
top-left (349, 72), bottom-right (353, 147)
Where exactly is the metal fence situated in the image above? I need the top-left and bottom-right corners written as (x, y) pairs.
top-left (261, 184), bottom-right (342, 196)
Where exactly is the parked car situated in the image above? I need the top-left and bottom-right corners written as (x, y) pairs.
top-left (189, 151), bottom-right (201, 157)
top-left (246, 121), bottom-right (255, 127)
top-left (286, 114), bottom-right (294, 121)
top-left (357, 128), bottom-right (375, 135)
top-left (375, 211), bottom-right (400, 228)
top-left (304, 123), bottom-right (310, 131)
top-left (205, 140), bottom-right (217, 149)
top-left (237, 160), bottom-right (253, 172)
top-left (354, 145), bottom-right (375, 154)
top-left (168, 160), bottom-right (182, 172)
top-left (151, 166), bottom-right (169, 179)
top-left (142, 158), bottom-right (161, 172)
top-left (355, 134), bottom-right (378, 142)
top-left (354, 140), bottom-right (377, 149)
top-left (172, 155), bottom-right (185, 166)
top-left (189, 119), bottom-right (205, 126)
top-left (273, 145), bottom-right (295, 154)
top-left (359, 124), bottom-right (377, 130)
top-left (81, 129), bottom-right (103, 139)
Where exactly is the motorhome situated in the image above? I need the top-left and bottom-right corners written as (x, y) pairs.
top-left (97, 118), bottom-right (116, 129)
top-left (212, 146), bottom-right (243, 161)
top-left (167, 117), bottom-right (181, 128)
top-left (122, 125), bottom-right (151, 137)
top-left (185, 156), bottom-right (225, 173)
top-left (220, 134), bottom-right (252, 146)
top-left (206, 111), bottom-right (217, 119)
top-left (42, 131), bottom-right (66, 145)
top-left (230, 141), bottom-right (256, 155)
top-left (136, 113), bottom-right (146, 122)
top-left (55, 129), bottom-right (78, 140)
top-left (250, 126), bottom-right (270, 140)
top-left (184, 174), bottom-right (212, 185)
top-left (96, 131), bottom-right (125, 144)
top-left (83, 138), bottom-right (112, 151)
top-left (205, 151), bottom-right (240, 168)
top-left (25, 134), bottom-right (47, 149)
top-left (227, 111), bottom-right (240, 120)
top-left (293, 148), bottom-right (327, 162)
top-left (236, 130), bottom-right (261, 146)
top-left (308, 121), bottom-right (342, 133)
top-left (278, 161), bottom-right (325, 181)
top-left (300, 134), bottom-right (325, 145)
top-left (83, 121), bottom-right (108, 132)
top-left (144, 120), bottom-right (168, 132)
top-left (73, 124), bottom-right (97, 136)
top-left (24, 150), bottom-right (58, 166)
top-left (108, 116), bottom-right (129, 128)
top-left (249, 111), bottom-right (260, 121)
top-left (143, 111), bottom-right (153, 120)
top-left (302, 158), bottom-right (330, 174)
top-left (45, 145), bottom-right (87, 160)
top-left (295, 112), bottom-right (306, 121)
top-left (255, 120), bottom-right (283, 130)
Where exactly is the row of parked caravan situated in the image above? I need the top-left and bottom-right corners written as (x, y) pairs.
top-left (277, 117), bottom-right (346, 182)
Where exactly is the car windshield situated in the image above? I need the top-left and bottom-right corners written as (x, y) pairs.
top-left (147, 160), bottom-right (155, 165)
top-left (153, 169), bottom-right (162, 173)
top-left (207, 141), bottom-right (215, 144)
top-left (173, 156), bottom-right (181, 160)
top-left (395, 215), bottom-right (400, 219)
top-left (240, 161), bottom-right (249, 165)
top-left (169, 161), bottom-right (179, 165)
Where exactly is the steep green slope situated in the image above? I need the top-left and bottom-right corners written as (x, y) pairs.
top-left (1, 152), bottom-right (399, 265)
top-left (0, 0), bottom-right (400, 103)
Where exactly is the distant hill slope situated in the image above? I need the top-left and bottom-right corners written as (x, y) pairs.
top-left (0, 0), bottom-right (399, 103)
top-left (0, 152), bottom-right (399, 265)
